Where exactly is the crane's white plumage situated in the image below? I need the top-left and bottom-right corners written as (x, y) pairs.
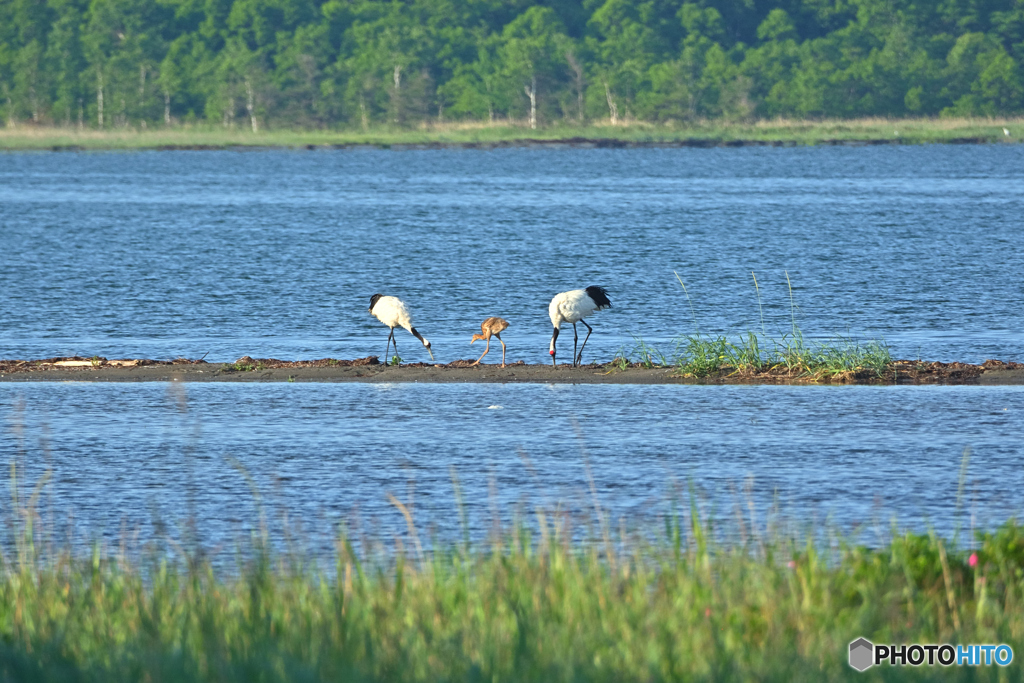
top-left (369, 294), bottom-right (433, 363)
top-left (548, 286), bottom-right (611, 366)
top-left (370, 295), bottom-right (414, 331)
top-left (549, 289), bottom-right (601, 328)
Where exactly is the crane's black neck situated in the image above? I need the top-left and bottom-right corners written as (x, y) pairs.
top-left (369, 293), bottom-right (384, 312)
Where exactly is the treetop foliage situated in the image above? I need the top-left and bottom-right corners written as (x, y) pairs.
top-left (1, 0), bottom-right (1022, 129)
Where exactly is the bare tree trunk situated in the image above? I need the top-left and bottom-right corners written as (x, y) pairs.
top-left (138, 65), bottom-right (146, 127)
top-left (524, 75), bottom-right (536, 130)
top-left (392, 64), bottom-right (402, 124)
top-left (77, 98), bottom-right (83, 130)
top-left (164, 91), bottom-right (170, 125)
top-left (97, 68), bottom-right (104, 127)
top-left (603, 80), bottom-right (618, 125)
top-left (360, 95), bottom-right (368, 131)
top-left (4, 85), bottom-right (13, 128)
top-left (566, 51), bottom-right (585, 122)
top-left (488, 102), bottom-right (493, 123)
top-left (244, 78), bottom-right (257, 133)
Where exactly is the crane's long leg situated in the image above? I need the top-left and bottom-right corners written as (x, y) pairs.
top-left (472, 337), bottom-right (491, 365)
top-left (384, 328), bottom-right (395, 366)
top-left (575, 319), bottom-right (594, 366)
top-left (497, 334), bottom-right (506, 367)
top-left (572, 323), bottom-right (579, 368)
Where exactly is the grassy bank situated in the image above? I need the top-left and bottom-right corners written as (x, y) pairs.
top-left (1, 504), bottom-right (1022, 682)
top-left (611, 273), bottom-right (897, 382)
top-left (1, 117), bottom-right (1021, 150)
top-left (618, 330), bottom-right (894, 381)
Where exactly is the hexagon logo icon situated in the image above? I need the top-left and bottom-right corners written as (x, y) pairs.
top-left (849, 638), bottom-right (874, 671)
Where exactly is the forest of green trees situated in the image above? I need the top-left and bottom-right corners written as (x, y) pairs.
top-left (1, 0), bottom-right (1023, 131)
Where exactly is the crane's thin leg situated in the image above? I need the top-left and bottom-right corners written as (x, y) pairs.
top-left (572, 323), bottom-right (579, 367)
top-left (472, 337), bottom-right (491, 366)
top-left (384, 328), bottom-right (395, 366)
top-left (575, 319), bottom-right (594, 366)
top-left (497, 334), bottom-right (506, 367)
top-left (393, 335), bottom-right (399, 366)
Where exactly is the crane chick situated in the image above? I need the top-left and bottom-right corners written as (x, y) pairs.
top-left (470, 317), bottom-right (509, 367)
top-left (549, 286), bottom-right (611, 367)
top-left (368, 294), bottom-right (433, 365)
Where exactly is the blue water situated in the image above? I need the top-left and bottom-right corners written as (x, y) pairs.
top-left (2, 382), bottom-right (1022, 553)
top-left (2, 146), bottom-right (1024, 553)
top-left (1, 146), bottom-right (1022, 364)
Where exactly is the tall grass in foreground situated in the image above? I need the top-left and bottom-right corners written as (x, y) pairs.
top-left (0, 490), bottom-right (1022, 681)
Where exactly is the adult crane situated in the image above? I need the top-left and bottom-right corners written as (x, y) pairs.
top-left (548, 286), bottom-right (611, 367)
top-left (368, 294), bottom-right (433, 365)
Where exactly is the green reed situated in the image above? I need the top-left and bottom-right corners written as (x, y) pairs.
top-left (0, 485), bottom-right (1021, 682)
top-left (0, 430), bottom-right (1018, 683)
top-left (658, 272), bottom-right (894, 379)
top-left (650, 330), bottom-right (893, 379)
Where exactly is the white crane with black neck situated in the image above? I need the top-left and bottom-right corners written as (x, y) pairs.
top-left (548, 286), bottom-right (611, 367)
top-left (368, 294), bottom-right (433, 365)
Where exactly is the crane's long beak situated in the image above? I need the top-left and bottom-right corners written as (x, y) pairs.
top-left (427, 347), bottom-right (435, 361)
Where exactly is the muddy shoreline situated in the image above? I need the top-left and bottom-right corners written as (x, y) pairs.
top-left (1, 356), bottom-right (1022, 385)
top-left (36, 136), bottom-right (1002, 152)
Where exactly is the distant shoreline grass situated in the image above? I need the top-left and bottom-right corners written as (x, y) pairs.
top-left (1, 116), bottom-right (1021, 150)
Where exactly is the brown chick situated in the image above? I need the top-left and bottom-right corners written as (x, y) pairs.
top-left (470, 317), bottom-right (509, 367)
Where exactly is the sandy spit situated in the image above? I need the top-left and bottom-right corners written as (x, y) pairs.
top-left (1, 357), bottom-right (1022, 385)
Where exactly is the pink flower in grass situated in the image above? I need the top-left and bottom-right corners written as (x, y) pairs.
top-left (786, 560), bottom-right (796, 569)
top-left (969, 553), bottom-right (978, 568)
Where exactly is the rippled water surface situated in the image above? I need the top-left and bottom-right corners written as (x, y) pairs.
top-left (2, 146), bottom-right (1023, 552)
top-left (1, 145), bottom-right (1022, 363)
top-left (2, 382), bottom-right (1022, 552)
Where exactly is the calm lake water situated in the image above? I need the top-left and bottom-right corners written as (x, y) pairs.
top-left (1, 382), bottom-right (1022, 554)
top-left (1, 146), bottom-right (1022, 363)
top-left (1, 146), bottom-right (1023, 553)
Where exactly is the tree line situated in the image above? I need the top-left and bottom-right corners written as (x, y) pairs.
top-left (2, 0), bottom-right (1022, 131)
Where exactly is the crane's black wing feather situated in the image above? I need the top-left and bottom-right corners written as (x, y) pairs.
top-left (585, 286), bottom-right (611, 310)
